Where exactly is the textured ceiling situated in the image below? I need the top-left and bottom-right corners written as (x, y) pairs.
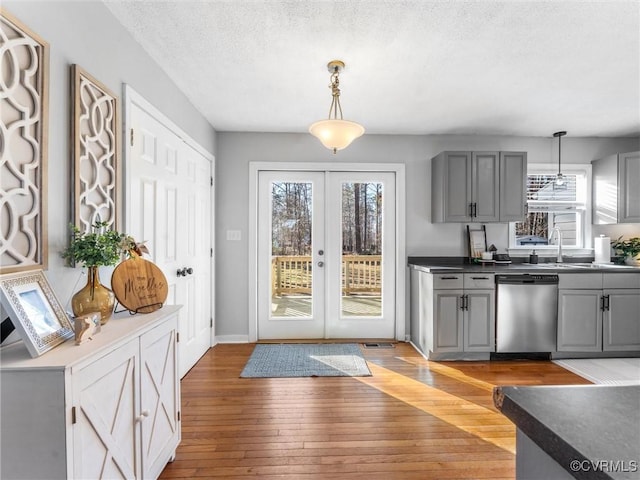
top-left (104, 0), bottom-right (640, 137)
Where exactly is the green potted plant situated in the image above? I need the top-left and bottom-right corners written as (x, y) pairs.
top-left (62, 221), bottom-right (131, 324)
top-left (610, 236), bottom-right (640, 266)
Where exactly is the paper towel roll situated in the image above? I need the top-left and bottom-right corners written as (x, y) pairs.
top-left (594, 236), bottom-right (611, 264)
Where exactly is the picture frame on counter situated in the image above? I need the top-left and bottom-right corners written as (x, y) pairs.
top-left (0, 270), bottom-right (74, 357)
top-left (467, 224), bottom-right (488, 260)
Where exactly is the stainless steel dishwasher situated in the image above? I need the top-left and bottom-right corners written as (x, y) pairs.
top-left (495, 274), bottom-right (559, 353)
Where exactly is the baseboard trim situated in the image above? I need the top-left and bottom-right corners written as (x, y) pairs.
top-left (215, 334), bottom-right (250, 344)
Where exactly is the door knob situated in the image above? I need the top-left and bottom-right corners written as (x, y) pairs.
top-left (317, 261), bottom-right (324, 267)
top-left (318, 250), bottom-right (324, 256)
top-left (177, 267), bottom-right (194, 277)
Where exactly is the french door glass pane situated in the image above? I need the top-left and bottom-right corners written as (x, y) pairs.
top-left (341, 182), bottom-right (382, 317)
top-left (270, 182), bottom-right (313, 318)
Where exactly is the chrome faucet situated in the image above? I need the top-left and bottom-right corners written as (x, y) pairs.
top-left (551, 227), bottom-right (563, 263)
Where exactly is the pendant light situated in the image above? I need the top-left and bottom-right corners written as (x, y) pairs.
top-left (309, 60), bottom-right (365, 154)
top-left (553, 131), bottom-right (567, 186)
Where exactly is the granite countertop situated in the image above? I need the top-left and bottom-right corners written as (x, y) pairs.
top-left (408, 256), bottom-right (640, 274)
top-left (494, 384), bottom-right (640, 480)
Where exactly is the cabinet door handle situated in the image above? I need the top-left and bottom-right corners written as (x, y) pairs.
top-left (469, 203), bottom-right (474, 217)
top-left (135, 410), bottom-right (150, 424)
top-left (600, 296), bottom-right (605, 311)
top-left (472, 203), bottom-right (477, 218)
top-left (440, 276), bottom-right (460, 280)
top-left (603, 295), bottom-right (610, 311)
top-left (471, 276), bottom-right (489, 280)
top-left (460, 295), bottom-right (468, 310)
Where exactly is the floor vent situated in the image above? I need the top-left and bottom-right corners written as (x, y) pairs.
top-left (363, 342), bottom-right (395, 349)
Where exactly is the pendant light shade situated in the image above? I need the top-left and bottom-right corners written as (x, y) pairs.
top-left (308, 119), bottom-right (365, 152)
top-left (309, 60), bottom-right (364, 154)
top-left (554, 131), bottom-right (567, 186)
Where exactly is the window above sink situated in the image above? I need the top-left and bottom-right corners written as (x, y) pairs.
top-left (508, 164), bottom-right (592, 252)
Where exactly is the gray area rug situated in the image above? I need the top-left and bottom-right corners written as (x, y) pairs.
top-left (240, 343), bottom-right (372, 378)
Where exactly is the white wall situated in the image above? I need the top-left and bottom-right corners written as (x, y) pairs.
top-left (216, 132), bottom-right (639, 337)
top-left (2, 1), bottom-right (216, 312)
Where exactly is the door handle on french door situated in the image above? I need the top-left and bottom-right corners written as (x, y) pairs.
top-left (317, 261), bottom-right (324, 267)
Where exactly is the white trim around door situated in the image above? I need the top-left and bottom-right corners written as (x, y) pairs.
top-left (248, 162), bottom-right (406, 343)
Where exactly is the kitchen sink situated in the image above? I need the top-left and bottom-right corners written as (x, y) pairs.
top-left (525, 262), bottom-right (637, 270)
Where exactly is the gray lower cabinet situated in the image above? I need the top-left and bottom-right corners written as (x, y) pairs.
top-left (464, 289), bottom-right (495, 352)
top-left (604, 289), bottom-right (640, 351)
top-left (433, 289), bottom-right (464, 352)
top-left (557, 289), bottom-right (602, 352)
top-left (431, 150), bottom-right (526, 223)
top-left (557, 273), bottom-right (640, 353)
top-left (411, 270), bottom-right (494, 359)
top-left (592, 150), bottom-right (640, 224)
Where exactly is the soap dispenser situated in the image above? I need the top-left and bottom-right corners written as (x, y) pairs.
top-left (529, 250), bottom-right (538, 264)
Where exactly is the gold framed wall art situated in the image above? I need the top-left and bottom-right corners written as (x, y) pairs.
top-left (0, 10), bottom-right (50, 273)
top-left (72, 65), bottom-right (121, 233)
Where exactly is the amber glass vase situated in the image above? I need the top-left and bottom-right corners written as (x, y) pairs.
top-left (71, 266), bottom-right (115, 325)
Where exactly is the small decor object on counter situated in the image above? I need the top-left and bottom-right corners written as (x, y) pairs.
top-left (61, 221), bottom-right (128, 324)
top-left (111, 255), bottom-right (168, 314)
top-left (529, 250), bottom-right (538, 264)
top-left (74, 312), bottom-right (101, 345)
top-left (0, 270), bottom-right (74, 357)
top-left (610, 236), bottom-right (640, 266)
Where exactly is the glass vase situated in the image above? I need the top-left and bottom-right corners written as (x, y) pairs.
top-left (72, 266), bottom-right (115, 325)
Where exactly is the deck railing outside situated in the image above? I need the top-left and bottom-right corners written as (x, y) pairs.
top-left (271, 255), bottom-right (382, 296)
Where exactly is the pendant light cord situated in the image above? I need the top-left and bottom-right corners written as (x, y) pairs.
top-left (327, 67), bottom-right (343, 120)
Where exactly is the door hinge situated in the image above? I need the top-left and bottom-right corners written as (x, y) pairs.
top-left (176, 332), bottom-right (180, 343)
top-left (210, 318), bottom-right (213, 328)
top-left (71, 406), bottom-right (77, 424)
top-left (210, 176), bottom-right (213, 186)
top-left (177, 411), bottom-right (181, 421)
top-left (130, 128), bottom-right (134, 147)
top-left (210, 247), bottom-right (213, 257)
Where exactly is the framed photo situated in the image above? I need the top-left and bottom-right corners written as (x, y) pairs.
top-left (0, 270), bottom-right (74, 357)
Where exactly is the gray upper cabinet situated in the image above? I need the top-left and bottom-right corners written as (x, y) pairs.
top-left (592, 151), bottom-right (640, 224)
top-left (431, 150), bottom-right (527, 223)
top-left (499, 152), bottom-right (528, 222)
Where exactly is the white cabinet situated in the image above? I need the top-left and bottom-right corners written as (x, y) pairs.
top-left (431, 151), bottom-right (527, 223)
top-left (557, 274), bottom-right (640, 353)
top-left (411, 270), bottom-right (494, 359)
top-left (592, 151), bottom-right (640, 224)
top-left (0, 306), bottom-right (181, 480)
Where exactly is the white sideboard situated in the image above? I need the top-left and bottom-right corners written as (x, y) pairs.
top-left (0, 305), bottom-right (182, 479)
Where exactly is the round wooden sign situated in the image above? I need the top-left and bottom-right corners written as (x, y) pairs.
top-left (111, 257), bottom-right (168, 314)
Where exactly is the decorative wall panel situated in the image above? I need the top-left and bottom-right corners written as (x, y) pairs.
top-left (72, 65), bottom-right (121, 232)
top-left (0, 10), bottom-right (49, 273)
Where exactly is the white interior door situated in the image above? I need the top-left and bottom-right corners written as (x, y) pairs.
top-left (258, 171), bottom-right (325, 339)
top-left (128, 97), bottom-right (212, 377)
top-left (257, 170), bottom-right (396, 340)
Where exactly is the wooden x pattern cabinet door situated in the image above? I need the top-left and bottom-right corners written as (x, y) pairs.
top-left (72, 339), bottom-right (140, 479)
top-left (140, 319), bottom-right (180, 478)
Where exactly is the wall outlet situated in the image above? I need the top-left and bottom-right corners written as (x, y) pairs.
top-left (226, 230), bottom-right (241, 241)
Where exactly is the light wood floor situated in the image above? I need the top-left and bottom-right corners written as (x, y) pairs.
top-left (159, 343), bottom-right (591, 480)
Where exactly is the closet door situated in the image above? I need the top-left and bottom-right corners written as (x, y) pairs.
top-left (128, 98), bottom-right (212, 377)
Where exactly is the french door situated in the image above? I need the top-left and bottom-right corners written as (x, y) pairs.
top-left (257, 170), bottom-right (396, 339)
